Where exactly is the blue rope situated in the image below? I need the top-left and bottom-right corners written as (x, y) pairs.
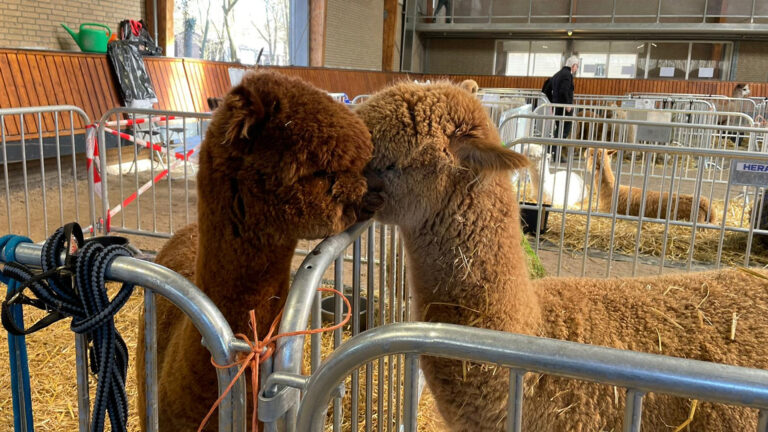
top-left (2, 226), bottom-right (134, 432)
top-left (0, 234), bottom-right (35, 432)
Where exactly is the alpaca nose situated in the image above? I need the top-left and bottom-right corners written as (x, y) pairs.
top-left (363, 167), bottom-right (385, 193)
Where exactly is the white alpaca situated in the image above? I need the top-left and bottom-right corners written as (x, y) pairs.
top-left (509, 143), bottom-right (585, 207)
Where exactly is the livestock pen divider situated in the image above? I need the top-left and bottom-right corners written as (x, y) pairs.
top-left (95, 108), bottom-right (212, 240)
top-left (501, 108), bottom-right (768, 277)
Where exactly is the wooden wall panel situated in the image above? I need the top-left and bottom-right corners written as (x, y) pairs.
top-left (3, 48), bottom-right (768, 143)
top-left (181, 59), bottom-right (244, 112)
top-left (0, 49), bottom-right (120, 140)
top-left (144, 57), bottom-right (196, 112)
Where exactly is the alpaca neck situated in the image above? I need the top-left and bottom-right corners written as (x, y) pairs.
top-left (195, 218), bottom-right (297, 336)
top-left (589, 157), bottom-right (615, 209)
top-left (401, 173), bottom-right (541, 335)
top-left (599, 161), bottom-right (615, 204)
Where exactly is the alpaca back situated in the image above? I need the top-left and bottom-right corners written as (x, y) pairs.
top-left (528, 268), bottom-right (768, 431)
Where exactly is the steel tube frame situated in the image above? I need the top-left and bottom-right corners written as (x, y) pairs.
top-left (9, 242), bottom-right (247, 432)
top-left (258, 221), bottom-right (374, 426)
top-left (96, 107), bottom-right (211, 236)
top-left (296, 322), bottom-right (768, 431)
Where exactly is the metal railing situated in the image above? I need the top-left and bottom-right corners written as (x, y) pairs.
top-left (503, 116), bottom-right (768, 275)
top-left (8, 241), bottom-right (247, 432)
top-left (96, 108), bottom-right (211, 240)
top-left (417, 0), bottom-right (768, 25)
top-left (1, 106), bottom-right (95, 241)
top-left (295, 322), bottom-right (768, 432)
top-left (260, 221), bottom-right (412, 432)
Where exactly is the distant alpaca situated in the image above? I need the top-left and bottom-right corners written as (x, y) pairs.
top-left (459, 79), bottom-right (479, 95)
top-left (357, 81), bottom-right (768, 431)
top-left (510, 143), bottom-right (584, 207)
top-left (732, 83), bottom-right (751, 98)
top-left (715, 84), bottom-right (753, 148)
top-left (586, 148), bottom-right (717, 223)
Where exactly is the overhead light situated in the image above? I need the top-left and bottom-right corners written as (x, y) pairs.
top-left (636, 43), bottom-right (645, 49)
top-left (567, 29), bottom-right (573, 36)
top-left (542, 45), bottom-right (548, 49)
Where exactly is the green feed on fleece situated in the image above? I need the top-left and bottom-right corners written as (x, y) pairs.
top-left (522, 232), bottom-right (546, 279)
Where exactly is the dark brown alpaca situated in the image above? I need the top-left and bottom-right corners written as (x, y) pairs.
top-left (586, 148), bottom-right (717, 223)
top-left (357, 80), bottom-right (768, 432)
top-left (136, 71), bottom-right (376, 431)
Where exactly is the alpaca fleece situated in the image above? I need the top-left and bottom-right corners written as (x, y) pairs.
top-left (356, 80), bottom-right (768, 432)
top-left (586, 148), bottom-right (717, 223)
top-left (136, 70), bottom-right (375, 431)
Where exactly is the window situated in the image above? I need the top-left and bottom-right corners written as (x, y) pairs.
top-left (648, 42), bottom-right (689, 79)
top-left (173, 0), bottom-right (289, 65)
top-left (531, 53), bottom-right (563, 76)
top-left (689, 42), bottom-right (730, 80)
top-left (579, 53), bottom-right (608, 78)
top-left (493, 39), bottom-right (731, 80)
top-left (495, 40), bottom-right (565, 76)
top-left (505, 52), bottom-right (529, 76)
top-left (530, 41), bottom-right (566, 76)
top-left (605, 54), bottom-right (636, 78)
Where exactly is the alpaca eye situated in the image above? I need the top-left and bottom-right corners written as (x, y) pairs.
top-left (386, 164), bottom-right (396, 171)
top-left (313, 170), bottom-right (329, 178)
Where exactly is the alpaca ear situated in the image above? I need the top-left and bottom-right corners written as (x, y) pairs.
top-left (450, 136), bottom-right (530, 173)
top-left (222, 84), bottom-right (266, 146)
top-left (605, 149), bottom-right (618, 156)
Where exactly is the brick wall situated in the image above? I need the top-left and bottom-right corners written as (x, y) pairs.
top-left (734, 41), bottom-right (768, 82)
top-left (0, 0), bottom-right (144, 51)
top-left (324, 0), bottom-right (383, 70)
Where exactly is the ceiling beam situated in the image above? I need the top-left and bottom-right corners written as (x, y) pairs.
top-left (416, 22), bottom-right (768, 40)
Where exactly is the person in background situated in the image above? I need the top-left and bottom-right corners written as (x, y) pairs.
top-left (550, 55), bottom-right (579, 161)
top-left (433, 0), bottom-right (452, 23)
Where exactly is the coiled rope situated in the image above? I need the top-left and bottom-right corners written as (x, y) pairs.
top-left (1, 223), bottom-right (134, 432)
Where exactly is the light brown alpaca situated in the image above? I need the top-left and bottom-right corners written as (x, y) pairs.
top-left (459, 79), bottom-right (479, 95)
top-left (586, 148), bottom-right (717, 223)
top-left (357, 80), bottom-right (768, 432)
top-left (136, 71), bottom-right (377, 431)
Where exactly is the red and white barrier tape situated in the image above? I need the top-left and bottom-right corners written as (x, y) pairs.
top-left (83, 123), bottom-right (197, 233)
top-left (103, 115), bottom-right (176, 128)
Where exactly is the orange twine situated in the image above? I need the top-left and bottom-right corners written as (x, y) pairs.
top-left (197, 287), bottom-right (352, 432)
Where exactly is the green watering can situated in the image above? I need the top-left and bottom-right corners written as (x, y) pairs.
top-left (61, 23), bottom-right (113, 53)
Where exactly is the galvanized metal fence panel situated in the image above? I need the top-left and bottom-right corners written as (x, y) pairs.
top-left (95, 108), bottom-right (211, 245)
top-left (8, 102), bottom-right (768, 432)
top-left (7, 240), bottom-right (247, 432)
top-left (260, 221), bottom-right (414, 432)
top-left (503, 115), bottom-right (768, 277)
top-left (295, 322), bottom-right (768, 432)
top-left (0, 106), bottom-right (96, 242)
top-left (258, 110), bottom-right (768, 432)
top-left (629, 92), bottom-right (760, 120)
top-left (573, 94), bottom-right (632, 108)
